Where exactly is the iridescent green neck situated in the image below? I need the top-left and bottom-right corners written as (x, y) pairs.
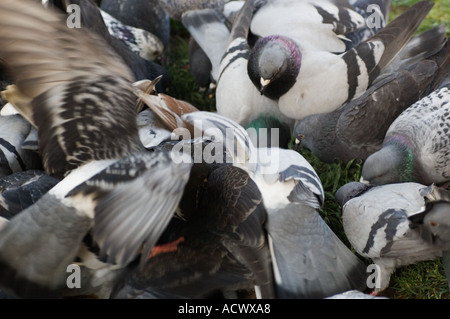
top-left (383, 136), bottom-right (415, 182)
top-left (245, 116), bottom-right (291, 148)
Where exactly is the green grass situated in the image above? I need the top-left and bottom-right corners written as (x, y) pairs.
top-left (161, 1), bottom-right (450, 299)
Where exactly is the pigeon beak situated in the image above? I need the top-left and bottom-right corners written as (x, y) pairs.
top-left (359, 176), bottom-right (370, 184)
top-left (260, 78), bottom-right (271, 95)
top-left (294, 138), bottom-right (302, 152)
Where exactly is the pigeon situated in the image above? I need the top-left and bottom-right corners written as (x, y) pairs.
top-left (247, 0), bottom-right (439, 121)
top-left (158, 0), bottom-right (225, 21)
top-left (0, 169), bottom-right (59, 220)
top-left (293, 35), bottom-right (450, 164)
top-left (335, 181), bottom-right (448, 294)
top-left (64, 0), bottom-right (171, 90)
top-left (408, 184), bottom-right (450, 289)
top-left (0, 114), bottom-right (43, 178)
top-left (100, 0), bottom-right (171, 48)
top-left (360, 80), bottom-right (450, 186)
top-left (181, 0), bottom-right (294, 128)
top-left (182, 111), bottom-right (368, 299)
top-left (112, 155), bottom-right (276, 299)
top-left (100, 9), bottom-right (165, 62)
top-left (0, 146), bottom-right (193, 298)
top-left (0, 0), bottom-right (191, 298)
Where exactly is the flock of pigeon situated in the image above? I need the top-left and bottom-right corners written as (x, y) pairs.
top-left (0, 0), bottom-right (448, 300)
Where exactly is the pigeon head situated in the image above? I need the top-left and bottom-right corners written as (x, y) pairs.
top-left (361, 138), bottom-right (417, 185)
top-left (423, 202), bottom-right (450, 244)
top-left (245, 115), bottom-right (291, 149)
top-left (335, 181), bottom-right (372, 207)
top-left (247, 35), bottom-right (301, 100)
top-left (293, 112), bottom-right (340, 162)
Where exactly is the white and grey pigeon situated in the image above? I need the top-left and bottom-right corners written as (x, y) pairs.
top-left (246, 0), bottom-right (439, 121)
top-left (360, 79), bottom-right (450, 186)
top-left (335, 181), bottom-right (449, 294)
top-left (0, 0), bottom-right (195, 298)
top-left (181, 0), bottom-right (294, 128)
top-left (100, 0), bottom-right (171, 48)
top-left (100, 9), bottom-right (165, 62)
top-left (293, 35), bottom-right (449, 164)
top-left (182, 111), bottom-right (368, 299)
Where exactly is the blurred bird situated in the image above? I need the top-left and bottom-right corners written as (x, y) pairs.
top-left (72, 0), bottom-right (171, 89)
top-left (293, 35), bottom-right (449, 164)
top-left (112, 154), bottom-right (276, 299)
top-left (0, 0), bottom-right (192, 298)
top-left (360, 79), bottom-right (450, 186)
top-left (182, 111), bottom-right (368, 298)
top-left (335, 181), bottom-right (448, 294)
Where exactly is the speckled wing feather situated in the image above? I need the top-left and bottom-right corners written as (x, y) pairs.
top-left (0, 0), bottom-right (142, 177)
top-left (67, 149), bottom-right (193, 266)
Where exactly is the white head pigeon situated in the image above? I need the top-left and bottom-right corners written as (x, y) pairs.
top-left (293, 35), bottom-right (449, 164)
top-left (0, 0), bottom-right (196, 298)
top-left (247, 0), bottom-right (438, 121)
top-left (335, 181), bottom-right (448, 294)
top-left (360, 79), bottom-right (450, 186)
top-left (182, 0), bottom-right (294, 128)
top-left (182, 111), bottom-right (368, 298)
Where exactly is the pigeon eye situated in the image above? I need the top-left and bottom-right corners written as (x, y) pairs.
top-left (429, 221), bottom-right (439, 227)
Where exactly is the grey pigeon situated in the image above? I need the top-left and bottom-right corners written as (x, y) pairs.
top-left (335, 181), bottom-right (448, 294)
top-left (360, 79), bottom-right (450, 186)
top-left (246, 0), bottom-right (439, 121)
top-left (293, 35), bottom-right (450, 164)
top-left (182, 111), bottom-right (368, 299)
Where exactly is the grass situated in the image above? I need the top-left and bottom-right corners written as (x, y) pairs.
top-left (160, 0), bottom-right (450, 299)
